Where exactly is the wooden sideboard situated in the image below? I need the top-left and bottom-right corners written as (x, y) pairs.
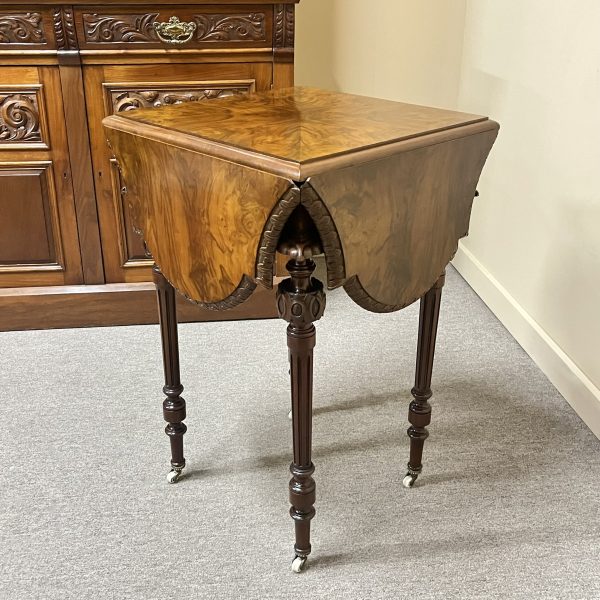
top-left (0, 0), bottom-right (299, 330)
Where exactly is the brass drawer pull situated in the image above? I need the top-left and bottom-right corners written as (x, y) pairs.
top-left (153, 16), bottom-right (196, 45)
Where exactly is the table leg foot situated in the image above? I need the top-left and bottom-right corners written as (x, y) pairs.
top-left (167, 467), bottom-right (183, 484)
top-left (154, 265), bottom-right (187, 484)
top-left (291, 555), bottom-right (308, 573)
top-left (405, 272), bottom-right (444, 488)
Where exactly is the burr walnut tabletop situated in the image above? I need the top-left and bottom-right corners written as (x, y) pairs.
top-left (102, 86), bottom-right (499, 572)
top-left (103, 86), bottom-right (498, 310)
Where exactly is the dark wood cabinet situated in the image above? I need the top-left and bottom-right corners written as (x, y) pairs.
top-left (0, 1), bottom-right (298, 330)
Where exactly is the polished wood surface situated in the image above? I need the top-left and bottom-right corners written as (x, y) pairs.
top-left (106, 86), bottom-right (494, 179)
top-left (103, 85), bottom-right (499, 569)
top-left (154, 265), bottom-right (187, 482)
top-left (105, 86), bottom-right (498, 310)
top-left (311, 127), bottom-right (498, 310)
top-left (86, 61), bottom-right (273, 285)
top-left (404, 272), bottom-right (444, 488)
top-left (0, 0), bottom-right (299, 329)
top-left (107, 127), bottom-right (291, 303)
top-left (276, 209), bottom-right (326, 564)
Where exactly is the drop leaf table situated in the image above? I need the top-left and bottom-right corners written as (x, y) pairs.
top-left (103, 87), bottom-right (498, 572)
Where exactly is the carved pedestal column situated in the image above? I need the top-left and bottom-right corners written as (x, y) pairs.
top-left (403, 271), bottom-right (445, 488)
top-left (276, 206), bottom-right (325, 572)
top-left (153, 265), bottom-right (187, 484)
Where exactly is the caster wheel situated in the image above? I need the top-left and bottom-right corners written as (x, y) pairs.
top-left (291, 555), bottom-right (307, 573)
top-left (288, 409), bottom-right (293, 420)
top-left (402, 473), bottom-right (417, 488)
top-left (167, 469), bottom-right (182, 484)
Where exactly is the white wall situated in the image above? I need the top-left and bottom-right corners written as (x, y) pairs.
top-left (454, 0), bottom-right (600, 436)
top-left (296, 0), bottom-right (467, 107)
top-left (295, 0), bottom-right (600, 437)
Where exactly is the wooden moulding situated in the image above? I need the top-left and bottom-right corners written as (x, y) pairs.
top-left (0, 282), bottom-right (279, 331)
top-left (104, 112), bottom-right (496, 181)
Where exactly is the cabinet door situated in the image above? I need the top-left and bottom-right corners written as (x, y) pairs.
top-left (0, 66), bottom-right (83, 288)
top-left (84, 62), bottom-right (272, 284)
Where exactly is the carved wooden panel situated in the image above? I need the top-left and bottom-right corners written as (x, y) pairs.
top-left (83, 12), bottom-right (157, 43)
top-left (0, 162), bottom-right (64, 271)
top-left (0, 12), bottom-right (46, 44)
top-left (78, 8), bottom-right (270, 48)
top-left (108, 81), bottom-right (255, 113)
top-left (52, 7), bottom-right (77, 51)
top-left (274, 4), bottom-right (294, 49)
top-left (0, 87), bottom-right (48, 149)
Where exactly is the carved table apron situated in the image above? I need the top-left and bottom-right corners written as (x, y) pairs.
top-left (103, 86), bottom-right (499, 572)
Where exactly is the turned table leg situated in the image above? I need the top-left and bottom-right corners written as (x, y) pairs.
top-left (153, 265), bottom-right (187, 484)
top-left (277, 252), bottom-right (325, 573)
top-left (403, 271), bottom-right (445, 488)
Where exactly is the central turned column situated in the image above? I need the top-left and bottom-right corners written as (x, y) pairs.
top-left (276, 206), bottom-right (325, 573)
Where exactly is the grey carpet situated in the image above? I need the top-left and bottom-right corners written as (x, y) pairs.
top-left (1, 266), bottom-right (599, 600)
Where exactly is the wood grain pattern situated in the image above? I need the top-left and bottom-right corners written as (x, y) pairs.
top-left (310, 128), bottom-right (498, 311)
top-left (1, 0), bottom-right (299, 330)
top-left (105, 86), bottom-right (498, 311)
top-left (106, 126), bottom-right (292, 305)
top-left (108, 87), bottom-right (491, 178)
top-left (0, 163), bottom-right (60, 266)
top-left (88, 62), bottom-right (272, 286)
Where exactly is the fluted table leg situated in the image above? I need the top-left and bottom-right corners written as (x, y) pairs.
top-left (277, 255), bottom-right (325, 573)
top-left (153, 265), bottom-right (187, 484)
top-left (403, 271), bottom-right (445, 488)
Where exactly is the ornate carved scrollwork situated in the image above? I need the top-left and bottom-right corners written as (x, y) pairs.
top-left (274, 4), bottom-right (294, 48)
top-left (159, 271), bottom-right (257, 312)
top-left (83, 12), bottom-right (266, 43)
top-left (111, 85), bottom-right (251, 113)
top-left (255, 183), bottom-right (346, 291)
top-left (194, 13), bottom-right (266, 41)
top-left (83, 13), bottom-right (158, 42)
top-left (52, 7), bottom-right (78, 50)
top-left (300, 184), bottom-right (346, 289)
top-left (255, 186), bottom-right (301, 288)
top-left (0, 92), bottom-right (41, 143)
top-left (0, 13), bottom-right (46, 44)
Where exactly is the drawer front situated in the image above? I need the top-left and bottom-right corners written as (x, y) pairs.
top-left (75, 5), bottom-right (273, 50)
top-left (0, 7), bottom-right (57, 50)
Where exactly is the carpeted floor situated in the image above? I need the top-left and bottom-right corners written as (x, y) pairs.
top-left (1, 266), bottom-right (599, 600)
